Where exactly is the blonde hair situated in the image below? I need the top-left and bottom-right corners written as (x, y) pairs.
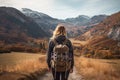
top-left (51, 24), bottom-right (67, 39)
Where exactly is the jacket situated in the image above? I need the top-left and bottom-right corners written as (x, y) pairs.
top-left (47, 35), bottom-right (74, 69)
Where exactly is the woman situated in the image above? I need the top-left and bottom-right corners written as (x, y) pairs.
top-left (47, 25), bottom-right (74, 80)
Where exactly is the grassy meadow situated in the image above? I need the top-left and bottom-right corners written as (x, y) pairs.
top-left (0, 52), bottom-right (47, 80)
top-left (0, 39), bottom-right (120, 80)
top-left (75, 56), bottom-right (120, 80)
top-left (72, 38), bottom-right (120, 80)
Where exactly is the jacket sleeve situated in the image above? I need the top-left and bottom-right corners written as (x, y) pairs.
top-left (46, 39), bottom-right (54, 68)
top-left (68, 40), bottom-right (74, 69)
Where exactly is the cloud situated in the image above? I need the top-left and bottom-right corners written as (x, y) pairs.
top-left (0, 0), bottom-right (57, 17)
top-left (53, 0), bottom-right (120, 18)
top-left (0, 0), bottom-right (120, 19)
top-left (0, 0), bottom-right (55, 12)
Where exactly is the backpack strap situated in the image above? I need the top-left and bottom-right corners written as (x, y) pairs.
top-left (62, 38), bottom-right (68, 45)
top-left (52, 39), bottom-right (58, 46)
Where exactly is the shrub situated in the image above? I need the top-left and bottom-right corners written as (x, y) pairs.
top-left (10, 45), bottom-right (26, 52)
top-left (0, 47), bottom-right (11, 53)
top-left (94, 50), bottom-right (112, 59)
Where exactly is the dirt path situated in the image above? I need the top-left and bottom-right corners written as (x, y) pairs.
top-left (38, 67), bottom-right (83, 80)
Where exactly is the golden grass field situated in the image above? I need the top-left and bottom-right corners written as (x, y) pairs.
top-left (71, 38), bottom-right (120, 80)
top-left (0, 39), bottom-right (120, 80)
top-left (0, 52), bottom-right (47, 80)
top-left (75, 56), bottom-right (120, 80)
top-left (0, 52), bottom-right (120, 80)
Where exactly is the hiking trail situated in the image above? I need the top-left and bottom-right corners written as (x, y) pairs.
top-left (38, 67), bottom-right (83, 80)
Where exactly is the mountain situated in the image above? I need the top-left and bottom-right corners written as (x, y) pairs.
top-left (0, 7), bottom-right (108, 41)
top-left (77, 12), bottom-right (120, 41)
top-left (90, 15), bottom-right (107, 24)
top-left (22, 8), bottom-right (107, 37)
top-left (65, 15), bottom-right (107, 26)
top-left (76, 11), bottom-right (120, 58)
top-left (108, 26), bottom-right (120, 41)
top-left (65, 15), bottom-right (90, 26)
top-left (0, 7), bottom-right (49, 44)
top-left (64, 15), bottom-right (107, 37)
top-left (22, 8), bottom-right (63, 33)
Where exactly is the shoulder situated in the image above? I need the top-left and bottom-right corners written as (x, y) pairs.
top-left (66, 38), bottom-right (71, 43)
top-left (66, 38), bottom-right (72, 45)
top-left (48, 38), bottom-right (55, 46)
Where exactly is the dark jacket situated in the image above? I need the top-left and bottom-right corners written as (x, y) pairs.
top-left (47, 35), bottom-right (74, 69)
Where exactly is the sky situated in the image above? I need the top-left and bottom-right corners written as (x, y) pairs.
top-left (0, 0), bottom-right (120, 19)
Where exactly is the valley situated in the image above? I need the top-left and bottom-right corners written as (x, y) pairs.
top-left (0, 6), bottom-right (120, 80)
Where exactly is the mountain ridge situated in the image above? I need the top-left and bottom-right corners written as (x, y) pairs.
top-left (75, 11), bottom-right (120, 58)
top-left (21, 8), bottom-right (108, 37)
top-left (0, 7), bottom-right (49, 44)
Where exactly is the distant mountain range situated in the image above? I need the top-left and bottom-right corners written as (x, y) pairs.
top-left (76, 11), bottom-right (120, 41)
top-left (0, 6), bottom-right (120, 56)
top-left (65, 15), bottom-right (90, 26)
top-left (22, 8), bottom-right (63, 33)
top-left (21, 8), bottom-right (107, 37)
top-left (0, 6), bottom-right (108, 44)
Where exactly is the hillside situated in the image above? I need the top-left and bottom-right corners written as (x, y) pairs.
top-left (76, 11), bottom-right (120, 41)
top-left (65, 15), bottom-right (90, 26)
top-left (76, 11), bottom-right (120, 58)
top-left (22, 8), bottom-right (107, 37)
top-left (0, 52), bottom-right (47, 80)
top-left (0, 7), bottom-right (49, 44)
top-left (22, 8), bottom-right (63, 33)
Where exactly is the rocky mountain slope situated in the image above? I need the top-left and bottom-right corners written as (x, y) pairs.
top-left (76, 11), bottom-right (120, 58)
top-left (0, 7), bottom-right (49, 44)
top-left (77, 11), bottom-right (120, 41)
top-left (65, 15), bottom-right (90, 26)
top-left (22, 8), bottom-right (63, 33)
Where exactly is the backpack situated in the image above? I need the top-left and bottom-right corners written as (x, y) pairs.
top-left (51, 38), bottom-right (71, 72)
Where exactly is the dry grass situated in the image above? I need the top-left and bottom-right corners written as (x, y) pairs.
top-left (75, 56), bottom-right (120, 80)
top-left (0, 52), bottom-right (44, 66)
top-left (0, 52), bottom-right (47, 80)
top-left (0, 56), bottom-right (47, 73)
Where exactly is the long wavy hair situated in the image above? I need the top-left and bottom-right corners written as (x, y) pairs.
top-left (51, 24), bottom-right (67, 39)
